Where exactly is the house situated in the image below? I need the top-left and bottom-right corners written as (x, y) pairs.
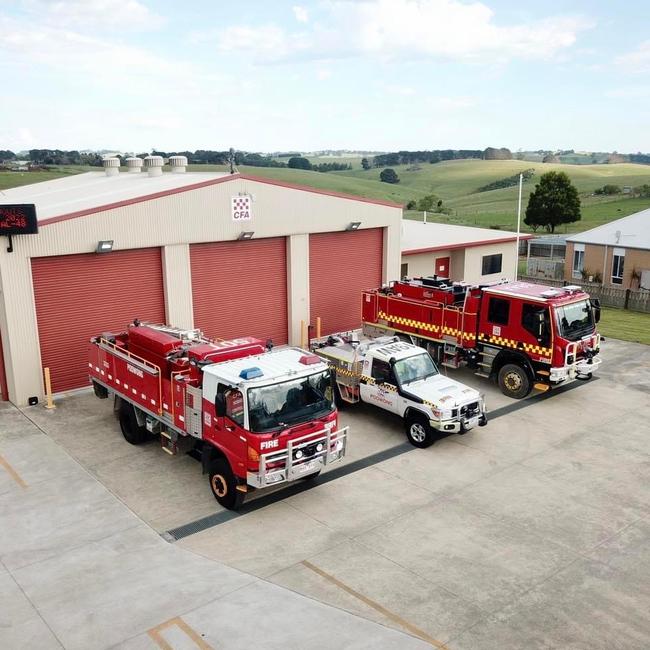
top-left (565, 209), bottom-right (650, 289)
top-left (401, 220), bottom-right (532, 285)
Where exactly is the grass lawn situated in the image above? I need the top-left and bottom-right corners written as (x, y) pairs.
top-left (598, 307), bottom-right (650, 345)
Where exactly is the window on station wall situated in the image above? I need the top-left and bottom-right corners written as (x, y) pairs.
top-left (611, 248), bottom-right (625, 285)
top-left (487, 297), bottom-right (510, 325)
top-left (400, 262), bottom-right (409, 278)
top-left (481, 253), bottom-right (502, 275)
top-left (572, 244), bottom-right (585, 279)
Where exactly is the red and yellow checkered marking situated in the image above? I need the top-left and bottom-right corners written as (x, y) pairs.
top-left (377, 311), bottom-right (475, 342)
top-left (478, 333), bottom-right (552, 357)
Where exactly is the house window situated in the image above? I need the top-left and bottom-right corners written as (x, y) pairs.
top-left (400, 262), bottom-right (409, 278)
top-left (611, 248), bottom-right (625, 285)
top-left (487, 297), bottom-right (510, 325)
top-left (572, 244), bottom-right (585, 279)
top-left (482, 253), bottom-right (502, 275)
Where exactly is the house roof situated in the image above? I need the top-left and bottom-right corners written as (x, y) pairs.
top-left (0, 171), bottom-right (403, 225)
top-left (401, 219), bottom-right (532, 255)
top-left (566, 209), bottom-right (650, 250)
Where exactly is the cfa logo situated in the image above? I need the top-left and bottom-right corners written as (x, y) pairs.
top-left (260, 439), bottom-right (280, 450)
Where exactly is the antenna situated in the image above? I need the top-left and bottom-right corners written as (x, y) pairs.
top-left (229, 148), bottom-right (236, 174)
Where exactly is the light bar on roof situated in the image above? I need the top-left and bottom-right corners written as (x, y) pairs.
top-left (240, 367), bottom-right (263, 379)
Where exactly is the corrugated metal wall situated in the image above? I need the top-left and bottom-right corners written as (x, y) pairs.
top-left (0, 329), bottom-right (7, 400)
top-left (190, 238), bottom-right (288, 345)
top-left (31, 248), bottom-right (165, 393)
top-left (310, 228), bottom-right (384, 334)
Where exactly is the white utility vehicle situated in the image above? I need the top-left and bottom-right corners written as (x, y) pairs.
top-left (312, 334), bottom-right (487, 448)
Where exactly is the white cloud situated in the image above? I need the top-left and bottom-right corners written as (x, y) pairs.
top-left (616, 41), bottom-right (650, 73)
top-left (317, 68), bottom-right (332, 80)
top-left (293, 5), bottom-right (309, 23)
top-left (22, 0), bottom-right (165, 31)
top-left (383, 84), bottom-right (416, 96)
top-left (215, 0), bottom-right (591, 64)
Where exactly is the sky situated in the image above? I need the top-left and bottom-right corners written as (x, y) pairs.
top-left (1, 0), bottom-right (649, 154)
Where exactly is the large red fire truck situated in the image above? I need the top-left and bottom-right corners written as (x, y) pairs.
top-left (361, 277), bottom-right (602, 399)
top-left (89, 321), bottom-right (347, 509)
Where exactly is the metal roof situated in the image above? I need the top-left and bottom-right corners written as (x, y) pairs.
top-left (203, 347), bottom-right (329, 387)
top-left (401, 220), bottom-right (532, 255)
top-left (0, 171), bottom-right (228, 222)
top-left (566, 208), bottom-right (650, 250)
top-left (0, 170), bottom-right (403, 225)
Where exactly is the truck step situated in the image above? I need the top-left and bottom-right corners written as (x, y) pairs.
top-left (474, 371), bottom-right (491, 378)
top-left (160, 430), bottom-right (178, 455)
top-left (478, 362), bottom-right (493, 368)
top-left (441, 361), bottom-right (460, 369)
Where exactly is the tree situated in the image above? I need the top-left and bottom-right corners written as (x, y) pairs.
top-left (525, 171), bottom-right (581, 233)
top-left (416, 194), bottom-right (440, 211)
top-left (361, 157), bottom-right (371, 170)
top-left (634, 184), bottom-right (650, 198)
top-left (287, 156), bottom-right (312, 170)
top-left (380, 168), bottom-right (400, 184)
top-left (483, 147), bottom-right (512, 160)
top-left (405, 199), bottom-right (417, 210)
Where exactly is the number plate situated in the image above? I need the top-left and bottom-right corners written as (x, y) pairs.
top-left (298, 459), bottom-right (319, 474)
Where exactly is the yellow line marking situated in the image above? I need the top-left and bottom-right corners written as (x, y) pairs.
top-left (147, 616), bottom-right (214, 650)
top-left (301, 560), bottom-right (450, 649)
top-left (0, 454), bottom-right (28, 488)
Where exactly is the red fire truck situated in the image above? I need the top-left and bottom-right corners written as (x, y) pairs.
top-left (89, 321), bottom-right (347, 509)
top-left (362, 277), bottom-right (602, 399)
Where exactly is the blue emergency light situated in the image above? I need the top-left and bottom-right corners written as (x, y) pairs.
top-left (240, 367), bottom-right (263, 380)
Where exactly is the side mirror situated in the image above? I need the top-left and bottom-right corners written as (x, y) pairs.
top-left (591, 298), bottom-right (601, 323)
top-left (215, 393), bottom-right (226, 417)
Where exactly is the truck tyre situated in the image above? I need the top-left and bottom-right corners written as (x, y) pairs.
top-left (333, 383), bottom-right (347, 409)
top-left (209, 458), bottom-right (245, 510)
top-left (118, 402), bottom-right (148, 445)
top-left (92, 380), bottom-right (109, 399)
top-left (498, 363), bottom-right (532, 399)
top-left (405, 412), bottom-right (435, 448)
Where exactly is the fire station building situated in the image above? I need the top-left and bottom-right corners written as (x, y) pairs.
top-left (0, 157), bottom-right (401, 405)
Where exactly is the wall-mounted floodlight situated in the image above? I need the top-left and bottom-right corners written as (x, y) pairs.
top-left (96, 240), bottom-right (114, 253)
top-left (346, 222), bottom-right (361, 231)
top-left (238, 231), bottom-right (254, 241)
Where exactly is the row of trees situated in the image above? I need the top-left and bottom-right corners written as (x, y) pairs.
top-left (286, 157), bottom-right (352, 172)
top-left (371, 149), bottom-right (484, 167)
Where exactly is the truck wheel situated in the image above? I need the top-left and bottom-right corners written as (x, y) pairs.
top-left (92, 381), bottom-right (108, 399)
top-left (498, 363), bottom-right (532, 399)
top-left (333, 383), bottom-right (347, 409)
top-left (405, 413), bottom-right (434, 448)
top-left (209, 459), bottom-right (245, 510)
top-left (118, 402), bottom-right (148, 445)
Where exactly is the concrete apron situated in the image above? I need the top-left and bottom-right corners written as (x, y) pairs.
top-left (0, 401), bottom-right (430, 650)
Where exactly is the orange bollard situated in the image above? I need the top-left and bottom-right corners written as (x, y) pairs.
top-left (43, 367), bottom-right (56, 410)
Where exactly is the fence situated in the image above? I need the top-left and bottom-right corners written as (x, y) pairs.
top-left (518, 275), bottom-right (650, 313)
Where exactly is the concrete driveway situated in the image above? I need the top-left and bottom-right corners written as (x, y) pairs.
top-left (1, 337), bottom-right (649, 649)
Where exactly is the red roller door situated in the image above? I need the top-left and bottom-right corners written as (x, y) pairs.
top-left (310, 228), bottom-right (383, 334)
top-left (32, 248), bottom-right (165, 394)
top-left (191, 238), bottom-right (288, 344)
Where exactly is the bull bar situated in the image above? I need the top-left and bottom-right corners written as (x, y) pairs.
top-left (246, 426), bottom-right (349, 489)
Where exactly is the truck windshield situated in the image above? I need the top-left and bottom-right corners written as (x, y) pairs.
top-left (555, 300), bottom-right (595, 341)
top-left (393, 353), bottom-right (438, 385)
top-left (247, 370), bottom-right (334, 433)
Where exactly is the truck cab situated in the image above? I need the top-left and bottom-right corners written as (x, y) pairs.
top-left (201, 348), bottom-right (346, 503)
